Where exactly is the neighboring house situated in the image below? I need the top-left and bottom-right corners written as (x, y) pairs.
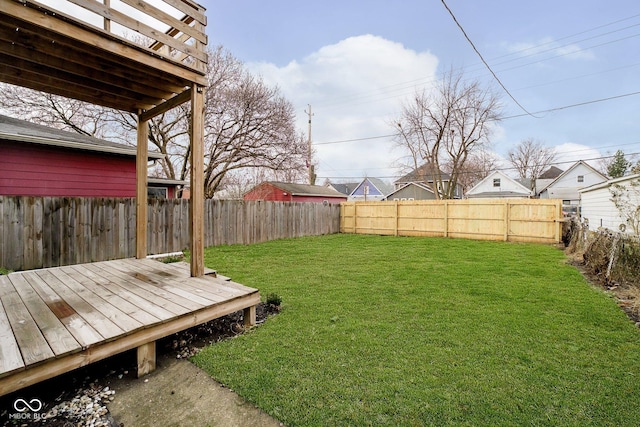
top-left (394, 163), bottom-right (463, 199)
top-left (243, 181), bottom-right (347, 204)
top-left (465, 170), bottom-right (532, 199)
top-left (348, 177), bottom-right (394, 202)
top-left (0, 114), bottom-right (184, 198)
top-left (534, 166), bottom-right (564, 193)
top-left (537, 160), bottom-right (607, 206)
top-left (580, 173), bottom-right (640, 233)
top-left (385, 182), bottom-right (436, 201)
top-left (148, 177), bottom-right (188, 199)
top-left (326, 181), bottom-right (358, 197)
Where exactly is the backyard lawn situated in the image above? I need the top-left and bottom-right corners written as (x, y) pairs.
top-left (192, 234), bottom-right (640, 426)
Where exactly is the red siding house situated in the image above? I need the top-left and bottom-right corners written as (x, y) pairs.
top-left (0, 115), bottom-right (183, 198)
top-left (244, 181), bottom-right (347, 204)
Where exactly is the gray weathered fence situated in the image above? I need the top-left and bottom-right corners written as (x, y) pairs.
top-left (0, 197), bottom-right (341, 271)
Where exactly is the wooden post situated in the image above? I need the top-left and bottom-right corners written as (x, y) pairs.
top-left (190, 84), bottom-right (205, 277)
top-left (443, 200), bottom-right (448, 237)
top-left (394, 200), bottom-right (399, 237)
top-left (555, 199), bottom-right (562, 243)
top-left (244, 305), bottom-right (256, 328)
top-left (137, 341), bottom-right (156, 377)
top-left (136, 115), bottom-right (148, 259)
top-left (504, 200), bottom-right (510, 242)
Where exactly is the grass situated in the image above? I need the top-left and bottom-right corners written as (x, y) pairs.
top-left (192, 234), bottom-right (640, 426)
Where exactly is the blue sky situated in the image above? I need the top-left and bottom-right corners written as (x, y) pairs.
top-left (203, 0), bottom-right (640, 182)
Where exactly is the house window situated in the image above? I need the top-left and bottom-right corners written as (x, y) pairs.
top-left (148, 187), bottom-right (168, 199)
top-left (493, 178), bottom-right (501, 187)
top-left (577, 175), bottom-right (584, 183)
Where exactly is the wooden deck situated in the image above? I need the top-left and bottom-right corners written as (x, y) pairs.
top-left (0, 258), bottom-right (260, 396)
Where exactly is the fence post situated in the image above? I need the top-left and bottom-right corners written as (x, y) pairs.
top-left (504, 200), bottom-right (510, 242)
top-left (443, 200), bottom-right (448, 237)
top-left (395, 200), bottom-right (399, 236)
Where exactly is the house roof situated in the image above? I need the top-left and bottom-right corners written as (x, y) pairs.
top-left (0, 114), bottom-right (164, 159)
top-left (267, 182), bottom-right (347, 198)
top-left (148, 177), bottom-right (189, 186)
top-left (466, 170), bottom-right (531, 196)
top-left (538, 166), bottom-right (564, 179)
top-left (352, 177), bottom-right (394, 196)
top-left (385, 182), bottom-right (434, 199)
top-left (396, 163), bottom-right (451, 183)
top-left (579, 173), bottom-right (640, 193)
top-left (538, 160), bottom-right (607, 193)
top-left (329, 182), bottom-right (359, 195)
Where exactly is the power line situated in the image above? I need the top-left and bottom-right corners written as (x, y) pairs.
top-left (314, 133), bottom-right (397, 145)
top-left (312, 88), bottom-right (640, 146)
top-left (504, 89), bottom-right (640, 119)
top-left (310, 12), bottom-right (640, 114)
top-left (444, 0), bottom-right (537, 117)
top-left (316, 151), bottom-right (640, 181)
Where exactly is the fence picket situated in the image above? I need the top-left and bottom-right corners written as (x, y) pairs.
top-left (0, 197), bottom-right (341, 271)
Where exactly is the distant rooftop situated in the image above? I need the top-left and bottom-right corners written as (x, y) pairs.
top-left (0, 114), bottom-right (163, 159)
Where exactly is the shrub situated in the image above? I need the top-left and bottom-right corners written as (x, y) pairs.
top-left (266, 292), bottom-right (282, 307)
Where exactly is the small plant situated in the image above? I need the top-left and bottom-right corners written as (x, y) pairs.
top-left (0, 267), bottom-right (11, 275)
top-left (266, 292), bottom-right (282, 307)
top-left (160, 254), bottom-right (185, 264)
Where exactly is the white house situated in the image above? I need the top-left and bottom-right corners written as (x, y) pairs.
top-left (580, 173), bottom-right (640, 234)
top-left (465, 170), bottom-right (532, 199)
top-left (538, 161), bottom-right (607, 206)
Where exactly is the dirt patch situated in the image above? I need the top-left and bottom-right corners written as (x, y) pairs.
top-left (0, 303), bottom-right (280, 427)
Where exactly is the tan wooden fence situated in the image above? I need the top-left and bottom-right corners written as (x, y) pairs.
top-left (0, 197), bottom-right (340, 271)
top-left (340, 199), bottom-right (563, 244)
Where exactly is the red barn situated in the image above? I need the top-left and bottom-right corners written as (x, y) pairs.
top-left (244, 181), bottom-right (347, 204)
top-left (0, 114), bottom-right (183, 198)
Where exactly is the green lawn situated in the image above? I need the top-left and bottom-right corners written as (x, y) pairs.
top-left (192, 234), bottom-right (640, 426)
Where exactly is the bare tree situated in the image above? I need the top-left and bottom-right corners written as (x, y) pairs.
top-left (0, 84), bottom-right (106, 137)
top-left (508, 138), bottom-right (557, 189)
top-left (446, 147), bottom-right (500, 194)
top-left (395, 71), bottom-right (502, 199)
top-left (201, 47), bottom-right (307, 197)
top-left (0, 46), bottom-right (307, 197)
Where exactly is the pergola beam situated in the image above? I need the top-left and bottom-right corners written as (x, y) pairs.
top-left (139, 88), bottom-right (192, 123)
top-left (189, 83), bottom-right (205, 277)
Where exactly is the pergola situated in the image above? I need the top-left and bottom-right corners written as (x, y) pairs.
top-left (0, 0), bottom-right (208, 276)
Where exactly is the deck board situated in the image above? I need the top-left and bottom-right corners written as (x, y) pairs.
top-left (6, 274), bottom-right (79, 357)
top-left (107, 260), bottom-right (220, 306)
top-left (0, 259), bottom-right (260, 396)
top-left (91, 261), bottom-right (204, 313)
top-left (20, 270), bottom-right (104, 348)
top-left (151, 260), bottom-right (255, 297)
top-left (60, 265), bottom-right (161, 325)
top-left (46, 268), bottom-right (144, 335)
top-left (0, 275), bottom-right (54, 366)
top-left (119, 259), bottom-right (231, 303)
top-left (65, 264), bottom-right (174, 322)
top-left (0, 277), bottom-right (24, 375)
top-left (32, 270), bottom-right (125, 341)
top-left (83, 263), bottom-right (193, 316)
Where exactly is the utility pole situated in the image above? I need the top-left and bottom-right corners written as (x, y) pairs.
top-left (305, 104), bottom-right (315, 185)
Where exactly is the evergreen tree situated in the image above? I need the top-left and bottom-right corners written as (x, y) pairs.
top-left (607, 150), bottom-right (630, 178)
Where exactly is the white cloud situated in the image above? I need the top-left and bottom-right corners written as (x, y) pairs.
top-left (247, 35), bottom-right (439, 180)
top-left (554, 142), bottom-right (603, 169)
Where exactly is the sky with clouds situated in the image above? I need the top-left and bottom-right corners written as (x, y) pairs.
top-left (207, 1), bottom-right (639, 182)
